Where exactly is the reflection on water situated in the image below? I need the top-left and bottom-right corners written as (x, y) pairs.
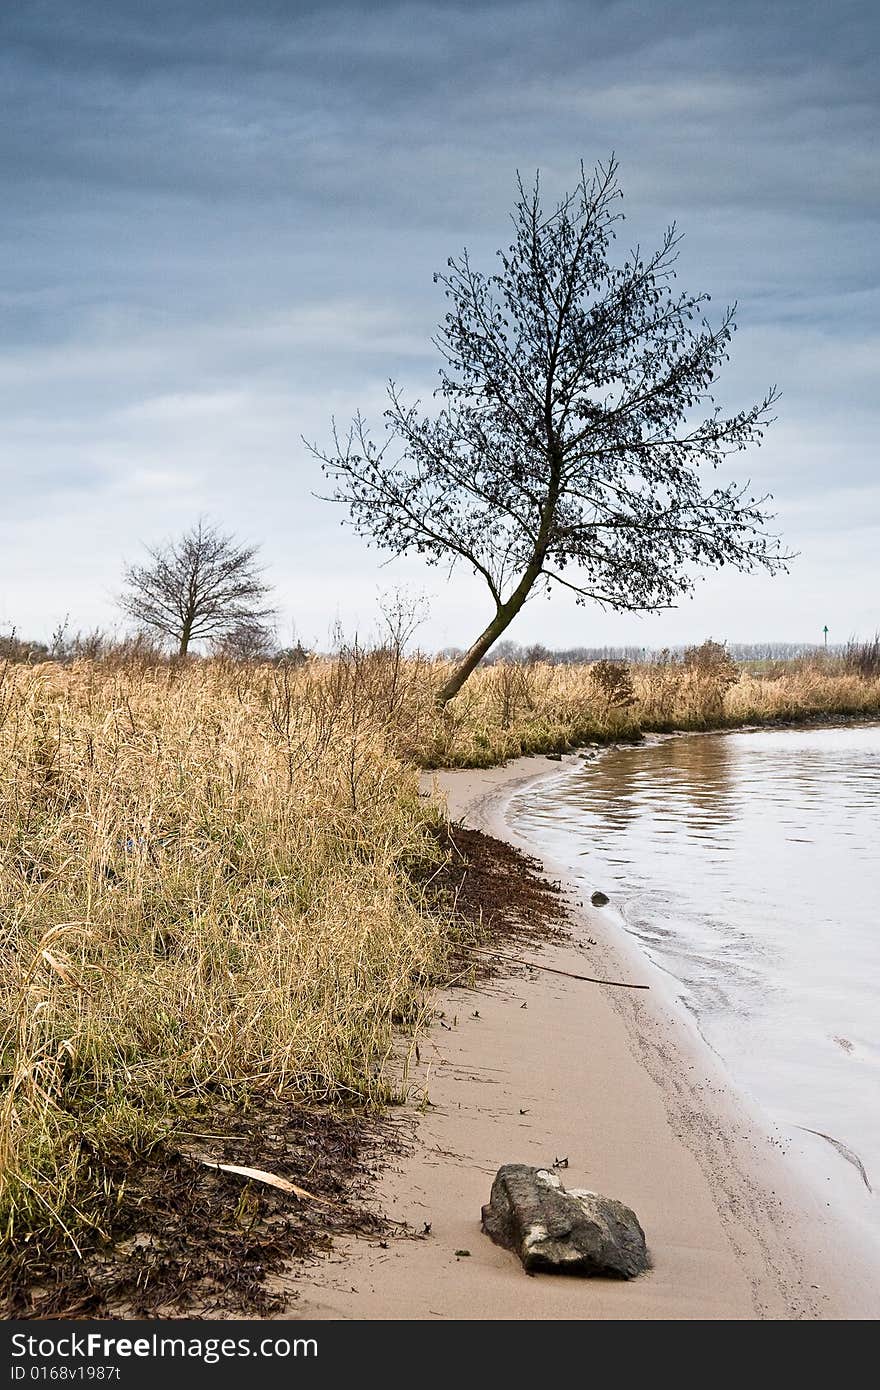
top-left (509, 725), bottom-right (880, 1224)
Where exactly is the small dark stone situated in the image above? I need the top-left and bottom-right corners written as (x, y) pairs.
top-left (590, 890), bottom-right (610, 906)
top-left (545, 752), bottom-right (563, 761)
top-left (481, 1164), bottom-right (648, 1278)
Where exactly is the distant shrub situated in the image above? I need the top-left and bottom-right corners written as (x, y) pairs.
top-left (683, 638), bottom-right (738, 679)
top-left (844, 633), bottom-right (880, 679)
top-left (213, 620), bottom-right (277, 663)
top-left (275, 641), bottom-right (312, 668)
top-left (0, 631), bottom-right (50, 663)
top-left (523, 643), bottom-right (554, 666)
top-left (681, 639), bottom-right (740, 721)
top-left (590, 659), bottom-right (636, 715)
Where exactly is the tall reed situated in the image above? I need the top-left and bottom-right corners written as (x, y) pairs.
top-left (0, 658), bottom-right (450, 1257)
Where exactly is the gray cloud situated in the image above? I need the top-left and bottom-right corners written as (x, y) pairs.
top-left (1, 0), bottom-right (877, 646)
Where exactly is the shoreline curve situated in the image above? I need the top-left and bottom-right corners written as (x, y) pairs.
top-left (288, 753), bottom-right (879, 1321)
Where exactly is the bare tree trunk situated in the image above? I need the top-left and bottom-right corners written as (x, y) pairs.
top-left (435, 469), bottom-right (560, 705)
top-left (435, 559), bottom-right (544, 706)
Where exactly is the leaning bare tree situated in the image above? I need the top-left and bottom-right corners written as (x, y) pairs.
top-left (119, 520), bottom-right (274, 657)
top-left (310, 158), bottom-right (787, 705)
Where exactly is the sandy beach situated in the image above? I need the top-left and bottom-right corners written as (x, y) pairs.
top-left (287, 754), bottom-right (877, 1321)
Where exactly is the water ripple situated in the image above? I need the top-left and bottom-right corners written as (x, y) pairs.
top-left (510, 724), bottom-right (880, 1229)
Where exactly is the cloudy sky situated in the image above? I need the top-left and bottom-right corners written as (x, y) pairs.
top-left (1, 0), bottom-right (877, 652)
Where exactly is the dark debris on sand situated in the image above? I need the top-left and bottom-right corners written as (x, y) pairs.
top-left (7, 1099), bottom-right (391, 1321)
top-left (438, 824), bottom-right (570, 974)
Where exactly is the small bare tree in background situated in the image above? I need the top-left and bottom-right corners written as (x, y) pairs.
top-left (378, 586), bottom-right (429, 657)
top-left (120, 520), bottom-right (274, 657)
top-left (376, 587), bottom-right (429, 721)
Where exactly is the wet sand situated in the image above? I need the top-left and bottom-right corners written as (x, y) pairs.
top-left (288, 755), bottom-right (878, 1320)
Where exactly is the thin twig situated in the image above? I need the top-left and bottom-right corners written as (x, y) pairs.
top-left (486, 949), bottom-right (649, 989)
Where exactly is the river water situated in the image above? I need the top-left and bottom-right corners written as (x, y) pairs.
top-left (508, 724), bottom-right (880, 1240)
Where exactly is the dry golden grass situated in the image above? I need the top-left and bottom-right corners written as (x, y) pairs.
top-left (0, 657), bottom-right (450, 1262)
top-left (395, 650), bottom-right (880, 766)
top-left (1, 645), bottom-right (878, 1272)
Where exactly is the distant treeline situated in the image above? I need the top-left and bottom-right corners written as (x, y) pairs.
top-left (0, 626), bottom-right (310, 667)
top-left (4, 626), bottom-right (877, 675)
top-left (438, 639), bottom-right (851, 666)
